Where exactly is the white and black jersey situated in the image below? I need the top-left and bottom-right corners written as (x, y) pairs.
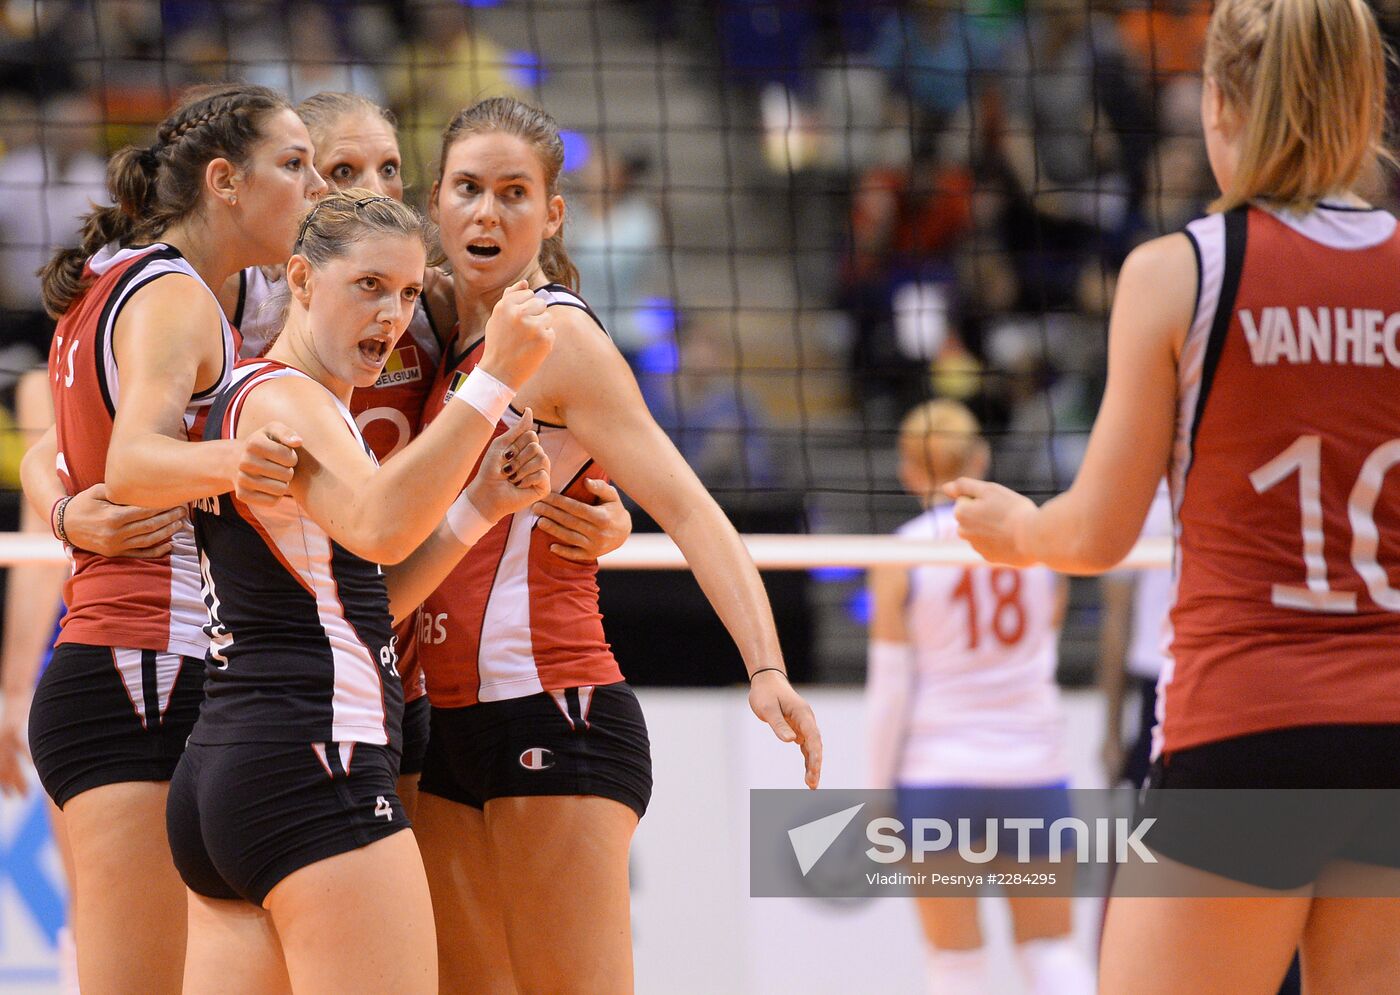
top-left (191, 359), bottom-right (402, 752)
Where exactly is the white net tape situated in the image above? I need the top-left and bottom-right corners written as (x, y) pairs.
top-left (0, 532), bottom-right (1172, 571)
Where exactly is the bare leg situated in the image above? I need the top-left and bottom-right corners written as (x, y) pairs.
top-left (1301, 891), bottom-right (1400, 994)
top-left (183, 891), bottom-right (291, 995)
top-left (913, 895), bottom-right (982, 949)
top-left (1101, 891), bottom-right (1309, 993)
top-left (485, 796), bottom-right (638, 995)
top-left (63, 782), bottom-right (186, 995)
top-left (1006, 895), bottom-right (1073, 943)
top-left (415, 793), bottom-right (518, 995)
top-left (48, 800), bottom-right (78, 995)
top-left (264, 830), bottom-right (435, 995)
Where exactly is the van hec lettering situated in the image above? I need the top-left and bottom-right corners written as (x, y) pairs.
top-left (1239, 306), bottom-right (1400, 368)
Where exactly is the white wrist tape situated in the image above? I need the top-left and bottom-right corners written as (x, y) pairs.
top-left (451, 366), bottom-right (515, 425)
top-left (445, 491), bottom-right (492, 547)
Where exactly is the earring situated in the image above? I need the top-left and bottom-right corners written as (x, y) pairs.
top-left (228, 196), bottom-right (237, 206)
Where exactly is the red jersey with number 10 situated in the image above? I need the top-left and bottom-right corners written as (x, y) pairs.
top-left (1163, 204), bottom-right (1400, 753)
top-left (49, 243), bottom-right (237, 658)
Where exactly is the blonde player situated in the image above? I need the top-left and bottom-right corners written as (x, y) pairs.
top-left (949, 0), bottom-right (1400, 990)
top-left (167, 190), bottom-right (552, 994)
top-left (868, 400), bottom-right (1094, 995)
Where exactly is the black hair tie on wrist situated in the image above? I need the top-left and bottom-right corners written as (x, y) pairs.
top-left (748, 667), bottom-right (787, 682)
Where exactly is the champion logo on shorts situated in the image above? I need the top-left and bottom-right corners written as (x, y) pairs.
top-left (519, 747), bottom-right (555, 771)
top-left (373, 344), bottom-right (421, 387)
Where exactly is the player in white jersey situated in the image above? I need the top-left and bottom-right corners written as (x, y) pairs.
top-left (868, 400), bottom-right (1093, 995)
top-left (1098, 480), bottom-right (1171, 785)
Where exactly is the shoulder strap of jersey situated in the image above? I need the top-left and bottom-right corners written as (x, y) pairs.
top-left (90, 246), bottom-right (185, 416)
top-left (1186, 205), bottom-right (1249, 462)
top-left (536, 283), bottom-right (609, 337)
top-left (202, 361), bottom-right (301, 443)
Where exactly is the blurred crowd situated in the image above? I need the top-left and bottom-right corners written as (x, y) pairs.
top-left (706, 0), bottom-right (1400, 492)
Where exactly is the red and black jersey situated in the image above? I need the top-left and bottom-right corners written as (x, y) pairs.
top-left (1163, 204), bottom-right (1400, 752)
top-left (416, 285), bottom-right (622, 708)
top-left (191, 360), bottom-right (400, 750)
top-left (49, 243), bottom-right (236, 658)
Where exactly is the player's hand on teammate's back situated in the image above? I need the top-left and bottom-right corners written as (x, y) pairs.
top-left (62, 483), bottom-right (186, 559)
top-left (945, 477), bottom-right (1040, 567)
top-left (534, 478), bottom-right (631, 562)
top-left (479, 280), bottom-right (555, 390)
top-left (235, 422), bottom-right (302, 510)
top-left (749, 670), bottom-right (823, 789)
top-left (464, 409), bottom-right (551, 522)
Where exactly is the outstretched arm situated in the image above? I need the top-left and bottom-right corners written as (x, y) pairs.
top-left (538, 308), bottom-right (822, 788)
top-left (947, 234), bottom-right (1194, 573)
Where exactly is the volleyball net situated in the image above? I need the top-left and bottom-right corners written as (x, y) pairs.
top-left (0, 0), bottom-right (1207, 679)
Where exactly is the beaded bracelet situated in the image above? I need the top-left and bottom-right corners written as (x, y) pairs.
top-left (50, 495), bottom-right (73, 546)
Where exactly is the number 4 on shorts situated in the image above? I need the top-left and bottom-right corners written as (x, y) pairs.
top-left (374, 796), bottom-right (393, 821)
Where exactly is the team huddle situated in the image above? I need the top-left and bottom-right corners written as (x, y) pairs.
top-left (25, 85), bottom-right (821, 994)
top-left (18, 0), bottom-right (1400, 990)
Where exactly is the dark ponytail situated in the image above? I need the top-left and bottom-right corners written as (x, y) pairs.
top-left (39, 147), bottom-right (155, 318)
top-left (39, 83), bottom-right (291, 317)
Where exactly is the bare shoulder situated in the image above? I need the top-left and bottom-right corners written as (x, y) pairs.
top-left (868, 564), bottom-right (910, 597)
top-left (236, 373), bottom-right (339, 441)
top-left (540, 300), bottom-right (631, 380)
top-left (1121, 231), bottom-right (1197, 281)
top-left (1112, 232), bottom-right (1198, 357)
top-left (528, 300), bottom-right (641, 422)
top-left (122, 272), bottom-right (222, 324)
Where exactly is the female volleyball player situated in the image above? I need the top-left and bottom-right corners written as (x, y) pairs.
top-left (948, 0), bottom-right (1400, 990)
top-left (23, 83), bottom-right (323, 994)
top-left (868, 400), bottom-right (1093, 995)
top-left (223, 91), bottom-right (633, 818)
top-left (412, 96), bottom-right (823, 994)
top-left (167, 189), bottom-right (553, 995)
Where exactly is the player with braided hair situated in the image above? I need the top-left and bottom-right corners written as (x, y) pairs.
top-left (21, 82), bottom-right (326, 994)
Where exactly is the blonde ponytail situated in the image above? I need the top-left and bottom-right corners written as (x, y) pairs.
top-left (1208, 0), bottom-right (1392, 212)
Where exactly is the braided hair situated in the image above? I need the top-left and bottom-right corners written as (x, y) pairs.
top-left (40, 83), bottom-right (291, 317)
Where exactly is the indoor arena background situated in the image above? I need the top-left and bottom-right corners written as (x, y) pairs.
top-left (0, 1), bottom-right (1388, 991)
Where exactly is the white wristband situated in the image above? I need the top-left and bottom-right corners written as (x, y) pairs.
top-left (452, 366), bottom-right (515, 425)
top-left (445, 490), bottom-right (493, 547)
